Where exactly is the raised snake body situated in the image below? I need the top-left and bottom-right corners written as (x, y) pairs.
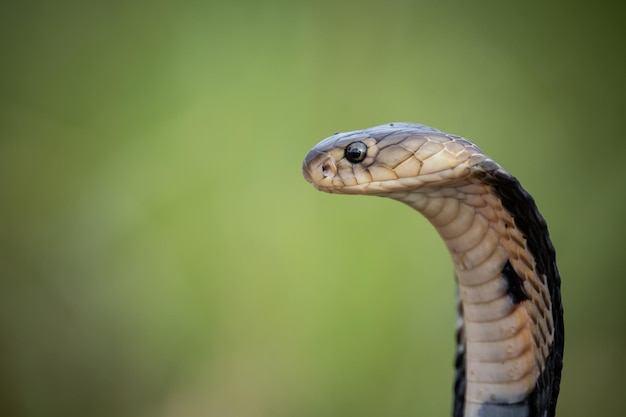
top-left (302, 123), bottom-right (564, 417)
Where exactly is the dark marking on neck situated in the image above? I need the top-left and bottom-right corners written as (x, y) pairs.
top-left (502, 260), bottom-right (529, 304)
top-left (453, 282), bottom-right (466, 417)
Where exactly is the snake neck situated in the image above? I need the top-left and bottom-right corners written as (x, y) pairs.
top-left (391, 181), bottom-right (557, 417)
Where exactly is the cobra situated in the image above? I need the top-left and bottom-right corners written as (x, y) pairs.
top-left (302, 123), bottom-right (564, 417)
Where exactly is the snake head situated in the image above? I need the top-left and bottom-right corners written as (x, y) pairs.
top-left (303, 123), bottom-right (496, 195)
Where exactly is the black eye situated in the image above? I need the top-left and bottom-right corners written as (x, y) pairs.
top-left (345, 141), bottom-right (367, 163)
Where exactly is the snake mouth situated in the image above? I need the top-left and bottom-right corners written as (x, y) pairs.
top-left (305, 161), bottom-right (471, 196)
top-left (309, 172), bottom-right (422, 195)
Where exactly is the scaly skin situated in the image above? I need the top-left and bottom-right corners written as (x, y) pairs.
top-left (302, 123), bottom-right (563, 417)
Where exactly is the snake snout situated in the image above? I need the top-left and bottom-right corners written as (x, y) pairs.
top-left (302, 152), bottom-right (337, 186)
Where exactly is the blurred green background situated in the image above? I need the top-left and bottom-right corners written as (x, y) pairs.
top-left (1, 1), bottom-right (623, 416)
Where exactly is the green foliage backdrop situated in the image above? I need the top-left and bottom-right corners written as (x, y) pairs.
top-left (1, 1), bottom-right (624, 416)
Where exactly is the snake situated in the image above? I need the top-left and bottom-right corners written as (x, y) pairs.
top-left (302, 123), bottom-right (564, 417)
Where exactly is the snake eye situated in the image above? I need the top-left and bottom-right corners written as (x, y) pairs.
top-left (345, 141), bottom-right (367, 163)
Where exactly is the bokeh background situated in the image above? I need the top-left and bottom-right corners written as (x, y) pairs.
top-left (1, 1), bottom-right (624, 416)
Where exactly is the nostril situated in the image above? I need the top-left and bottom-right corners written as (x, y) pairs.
top-left (322, 162), bottom-right (330, 177)
top-left (322, 161), bottom-right (334, 178)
